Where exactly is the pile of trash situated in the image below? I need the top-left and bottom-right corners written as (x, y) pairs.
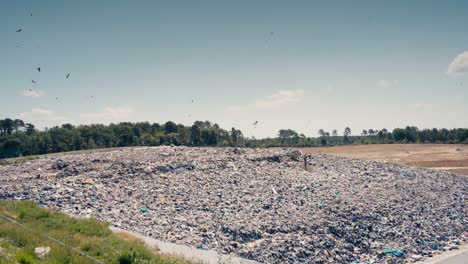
top-left (0, 146), bottom-right (466, 263)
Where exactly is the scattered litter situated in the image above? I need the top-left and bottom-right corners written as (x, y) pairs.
top-left (83, 178), bottom-right (93, 184)
top-left (0, 147), bottom-right (466, 263)
top-left (384, 249), bottom-right (404, 257)
top-left (428, 241), bottom-right (439, 249)
top-left (34, 246), bottom-right (51, 258)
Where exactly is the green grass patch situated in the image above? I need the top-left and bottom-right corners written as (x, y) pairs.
top-left (0, 201), bottom-right (193, 264)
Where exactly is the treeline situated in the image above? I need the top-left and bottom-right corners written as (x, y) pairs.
top-left (246, 126), bottom-right (468, 148)
top-left (1, 118), bottom-right (467, 158)
top-left (0, 118), bottom-right (243, 158)
top-left (352, 126), bottom-right (468, 145)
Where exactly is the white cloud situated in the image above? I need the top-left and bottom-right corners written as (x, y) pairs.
top-left (255, 90), bottom-right (304, 109)
top-left (16, 108), bottom-right (74, 127)
top-left (21, 89), bottom-right (44, 97)
top-left (226, 89), bottom-right (305, 112)
top-left (447, 51), bottom-right (468, 77)
top-left (17, 108), bottom-right (53, 118)
top-left (378, 80), bottom-right (388, 87)
top-left (226, 105), bottom-right (243, 112)
top-left (378, 79), bottom-right (399, 88)
top-left (80, 106), bottom-right (133, 122)
top-left (412, 102), bottom-right (438, 109)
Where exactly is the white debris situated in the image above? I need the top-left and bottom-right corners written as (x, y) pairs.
top-left (34, 246), bottom-right (51, 258)
top-left (0, 146), bottom-right (466, 263)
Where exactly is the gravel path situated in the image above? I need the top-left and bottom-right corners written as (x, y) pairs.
top-left (111, 226), bottom-right (259, 264)
top-left (0, 146), bottom-right (466, 263)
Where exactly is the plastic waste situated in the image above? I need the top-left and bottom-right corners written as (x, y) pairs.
top-left (384, 249), bottom-right (404, 257)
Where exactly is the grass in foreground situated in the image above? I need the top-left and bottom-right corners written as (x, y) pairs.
top-left (0, 201), bottom-right (193, 264)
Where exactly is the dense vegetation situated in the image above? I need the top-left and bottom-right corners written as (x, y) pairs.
top-left (0, 200), bottom-right (192, 264)
top-left (0, 118), bottom-right (467, 158)
top-left (248, 126), bottom-right (468, 148)
top-left (0, 119), bottom-right (243, 158)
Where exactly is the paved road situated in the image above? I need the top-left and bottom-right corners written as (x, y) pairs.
top-left (439, 252), bottom-right (468, 264)
top-left (111, 227), bottom-right (259, 264)
top-left (422, 245), bottom-right (468, 264)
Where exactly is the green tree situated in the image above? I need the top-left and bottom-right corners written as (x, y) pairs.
top-left (230, 128), bottom-right (242, 147)
top-left (164, 121), bottom-right (178, 134)
top-left (318, 129), bottom-right (325, 137)
top-left (0, 118), bottom-right (14, 135)
top-left (278, 129), bottom-right (298, 145)
top-left (189, 124), bottom-right (201, 145)
top-left (13, 119), bottom-right (25, 133)
top-left (343, 127), bottom-right (351, 144)
top-left (332, 129), bottom-right (338, 137)
top-left (25, 123), bottom-right (36, 135)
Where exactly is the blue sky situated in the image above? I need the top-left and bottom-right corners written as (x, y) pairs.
top-left (1, 0), bottom-right (467, 137)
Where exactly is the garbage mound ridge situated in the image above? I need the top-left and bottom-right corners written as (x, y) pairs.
top-left (0, 146), bottom-right (466, 263)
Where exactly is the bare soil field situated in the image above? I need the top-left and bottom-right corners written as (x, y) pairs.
top-left (300, 144), bottom-right (468, 176)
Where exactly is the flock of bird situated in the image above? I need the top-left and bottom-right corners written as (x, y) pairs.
top-left (15, 12), bottom-right (262, 131)
top-left (29, 66), bottom-right (70, 87)
top-left (16, 13), bottom-right (70, 100)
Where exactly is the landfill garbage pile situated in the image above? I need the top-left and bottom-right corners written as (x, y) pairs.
top-left (0, 146), bottom-right (466, 263)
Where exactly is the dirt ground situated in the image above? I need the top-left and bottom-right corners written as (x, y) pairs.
top-left (300, 144), bottom-right (468, 176)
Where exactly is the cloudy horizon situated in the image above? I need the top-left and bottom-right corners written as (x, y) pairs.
top-left (2, 1), bottom-right (467, 137)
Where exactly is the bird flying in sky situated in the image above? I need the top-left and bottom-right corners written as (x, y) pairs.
top-left (37, 67), bottom-right (41, 72)
top-left (66, 73), bottom-right (70, 79)
top-left (31, 80), bottom-right (37, 84)
top-left (16, 29), bottom-right (22, 32)
top-left (253, 121), bottom-right (258, 126)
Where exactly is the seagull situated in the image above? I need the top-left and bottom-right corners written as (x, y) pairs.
top-left (16, 29), bottom-right (22, 32)
top-left (253, 121), bottom-right (258, 126)
top-left (37, 67), bottom-right (41, 72)
top-left (66, 73), bottom-right (70, 79)
top-left (32, 80), bottom-right (37, 84)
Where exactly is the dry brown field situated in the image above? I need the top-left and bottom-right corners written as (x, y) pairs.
top-left (300, 144), bottom-right (468, 176)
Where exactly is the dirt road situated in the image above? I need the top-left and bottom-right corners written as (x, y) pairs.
top-left (301, 144), bottom-right (468, 176)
